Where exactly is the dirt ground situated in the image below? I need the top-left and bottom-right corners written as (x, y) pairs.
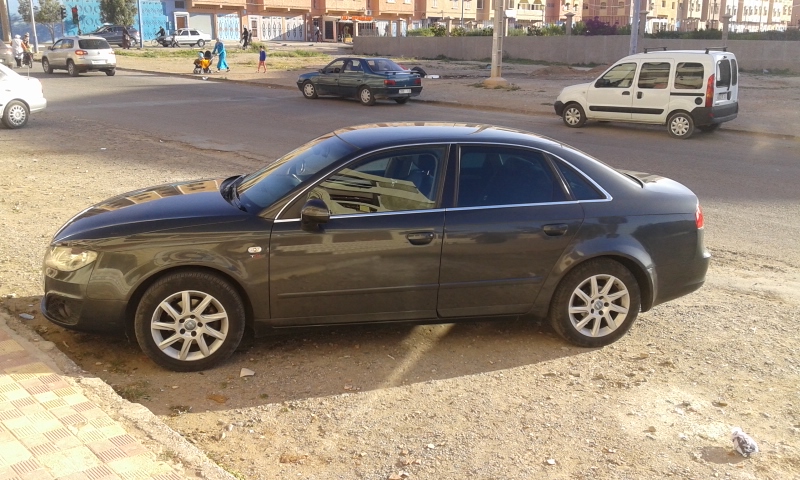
top-left (1, 48), bottom-right (800, 480)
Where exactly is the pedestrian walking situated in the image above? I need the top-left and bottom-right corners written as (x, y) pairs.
top-left (213, 38), bottom-right (229, 72)
top-left (241, 27), bottom-right (249, 50)
top-left (11, 34), bottom-right (23, 67)
top-left (122, 27), bottom-right (131, 49)
top-left (256, 45), bottom-right (267, 73)
top-left (314, 25), bottom-right (321, 42)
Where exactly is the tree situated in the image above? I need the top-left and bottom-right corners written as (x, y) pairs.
top-left (99, 0), bottom-right (137, 27)
top-left (17, 0), bottom-right (62, 41)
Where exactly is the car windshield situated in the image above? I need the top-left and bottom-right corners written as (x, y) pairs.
top-left (237, 133), bottom-right (358, 211)
top-left (79, 39), bottom-right (111, 50)
top-left (365, 59), bottom-right (405, 72)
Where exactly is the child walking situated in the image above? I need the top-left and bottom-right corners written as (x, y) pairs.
top-left (257, 46), bottom-right (267, 73)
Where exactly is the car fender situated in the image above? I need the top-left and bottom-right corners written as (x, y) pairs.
top-left (530, 230), bottom-right (657, 319)
top-left (555, 83), bottom-right (590, 110)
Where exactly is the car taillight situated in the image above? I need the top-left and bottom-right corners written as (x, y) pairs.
top-left (75, 49), bottom-right (88, 56)
top-left (695, 203), bottom-right (704, 229)
top-left (414, 78), bottom-right (421, 85)
top-left (705, 74), bottom-right (714, 108)
top-left (384, 79), bottom-right (396, 86)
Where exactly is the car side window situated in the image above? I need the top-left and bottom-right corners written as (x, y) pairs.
top-left (52, 40), bottom-right (63, 49)
top-left (674, 62), bottom-right (704, 89)
top-left (303, 147), bottom-right (445, 216)
top-left (64, 40), bottom-right (73, 49)
top-left (456, 147), bottom-right (566, 208)
top-left (552, 159), bottom-right (604, 201)
top-left (638, 62), bottom-right (670, 89)
top-left (595, 63), bottom-right (636, 88)
top-left (324, 60), bottom-right (345, 74)
top-left (344, 60), bottom-right (362, 72)
top-left (716, 59), bottom-right (732, 88)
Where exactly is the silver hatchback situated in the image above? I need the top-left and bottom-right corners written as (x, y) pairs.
top-left (41, 36), bottom-right (116, 77)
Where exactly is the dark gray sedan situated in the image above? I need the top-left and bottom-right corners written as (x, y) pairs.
top-left (42, 123), bottom-right (710, 371)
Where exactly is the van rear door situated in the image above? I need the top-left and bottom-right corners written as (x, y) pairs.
top-left (714, 54), bottom-right (738, 106)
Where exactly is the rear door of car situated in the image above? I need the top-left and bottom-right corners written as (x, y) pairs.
top-left (630, 59), bottom-right (673, 124)
top-left (268, 145), bottom-right (448, 325)
top-left (337, 59), bottom-right (364, 97)
top-left (714, 54), bottom-right (738, 105)
top-left (437, 145), bottom-right (584, 318)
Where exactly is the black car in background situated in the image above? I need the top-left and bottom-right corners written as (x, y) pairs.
top-left (88, 25), bottom-right (140, 46)
top-left (42, 123), bottom-right (710, 371)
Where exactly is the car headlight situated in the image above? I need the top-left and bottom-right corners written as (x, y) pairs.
top-left (44, 246), bottom-right (98, 272)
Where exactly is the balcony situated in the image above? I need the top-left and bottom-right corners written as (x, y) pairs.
top-left (325, 0), bottom-right (367, 13)
top-left (376, 0), bottom-right (415, 15)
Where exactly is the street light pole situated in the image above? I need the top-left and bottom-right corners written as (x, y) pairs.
top-left (461, 0), bottom-right (465, 28)
top-left (28, 0), bottom-right (39, 53)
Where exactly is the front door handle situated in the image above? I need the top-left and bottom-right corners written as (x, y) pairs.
top-left (622, 91), bottom-right (631, 96)
top-left (406, 232), bottom-right (435, 245)
top-left (543, 224), bottom-right (569, 236)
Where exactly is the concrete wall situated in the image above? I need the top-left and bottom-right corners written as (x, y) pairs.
top-left (353, 36), bottom-right (800, 73)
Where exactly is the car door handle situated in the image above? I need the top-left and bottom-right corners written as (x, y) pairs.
top-left (622, 91), bottom-right (631, 96)
top-left (637, 92), bottom-right (643, 99)
top-left (543, 224), bottom-right (569, 236)
top-left (406, 232), bottom-right (435, 245)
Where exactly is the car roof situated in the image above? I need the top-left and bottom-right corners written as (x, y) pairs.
top-left (332, 122), bottom-right (565, 151)
top-left (62, 35), bottom-right (108, 41)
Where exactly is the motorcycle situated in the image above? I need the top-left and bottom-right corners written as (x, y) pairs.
top-left (21, 52), bottom-right (33, 68)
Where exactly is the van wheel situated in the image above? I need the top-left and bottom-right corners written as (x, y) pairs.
top-left (562, 103), bottom-right (586, 128)
top-left (667, 112), bottom-right (694, 139)
top-left (698, 124), bottom-right (720, 133)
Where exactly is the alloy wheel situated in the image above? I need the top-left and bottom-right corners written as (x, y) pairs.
top-left (149, 290), bottom-right (230, 362)
top-left (567, 274), bottom-right (630, 338)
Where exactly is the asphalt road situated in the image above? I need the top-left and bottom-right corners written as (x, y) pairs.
top-left (31, 69), bottom-right (800, 261)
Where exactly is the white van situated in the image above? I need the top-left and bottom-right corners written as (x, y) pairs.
top-left (554, 48), bottom-right (739, 139)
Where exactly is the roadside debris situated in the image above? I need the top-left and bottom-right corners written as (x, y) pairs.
top-left (731, 427), bottom-right (759, 457)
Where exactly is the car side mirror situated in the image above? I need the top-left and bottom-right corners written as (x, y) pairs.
top-left (301, 198), bottom-right (330, 231)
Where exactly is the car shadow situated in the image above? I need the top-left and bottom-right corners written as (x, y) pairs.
top-left (3, 295), bottom-right (586, 416)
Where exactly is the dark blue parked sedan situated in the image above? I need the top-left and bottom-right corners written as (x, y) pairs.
top-left (297, 57), bottom-right (422, 105)
top-left (42, 123), bottom-right (710, 371)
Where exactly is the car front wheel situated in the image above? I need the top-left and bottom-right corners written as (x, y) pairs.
top-left (2, 100), bottom-right (29, 129)
top-left (667, 112), bottom-right (694, 139)
top-left (42, 58), bottom-right (53, 74)
top-left (549, 259), bottom-right (640, 348)
top-left (562, 102), bottom-right (586, 128)
top-left (358, 86), bottom-right (376, 106)
top-left (302, 81), bottom-right (318, 99)
top-left (67, 60), bottom-right (79, 77)
top-left (134, 271), bottom-right (246, 371)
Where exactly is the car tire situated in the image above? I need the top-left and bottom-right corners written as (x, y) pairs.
top-left (302, 81), bottom-right (318, 99)
top-left (562, 102), bottom-right (586, 128)
top-left (67, 60), bottom-right (79, 77)
top-left (197, 39), bottom-right (205, 48)
top-left (134, 270), bottom-right (246, 371)
top-left (698, 124), bottom-right (720, 133)
top-left (667, 111), bottom-right (694, 139)
top-left (395, 97), bottom-right (410, 104)
top-left (358, 86), bottom-right (376, 106)
top-left (2, 100), bottom-right (29, 129)
top-left (41, 58), bottom-right (53, 74)
top-left (105, 68), bottom-right (116, 76)
top-left (548, 258), bottom-right (641, 348)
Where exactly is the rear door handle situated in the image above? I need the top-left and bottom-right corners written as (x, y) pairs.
top-left (637, 92), bottom-right (643, 99)
top-left (406, 232), bottom-right (435, 245)
top-left (543, 224), bottom-right (569, 236)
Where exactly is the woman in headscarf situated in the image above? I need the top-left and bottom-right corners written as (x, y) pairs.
top-left (212, 38), bottom-right (229, 72)
top-left (122, 27), bottom-right (131, 49)
top-left (11, 35), bottom-right (23, 68)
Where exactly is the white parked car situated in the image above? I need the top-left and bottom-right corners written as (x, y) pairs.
top-left (162, 29), bottom-right (212, 48)
top-left (0, 63), bottom-right (46, 128)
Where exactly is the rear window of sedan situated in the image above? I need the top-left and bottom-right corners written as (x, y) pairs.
top-left (79, 39), bottom-right (111, 50)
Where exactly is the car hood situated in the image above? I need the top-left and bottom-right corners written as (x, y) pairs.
top-left (53, 178), bottom-right (249, 243)
top-left (557, 82), bottom-right (591, 98)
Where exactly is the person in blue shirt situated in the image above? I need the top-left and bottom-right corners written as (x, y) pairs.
top-left (257, 46), bottom-right (267, 73)
top-left (212, 38), bottom-right (229, 72)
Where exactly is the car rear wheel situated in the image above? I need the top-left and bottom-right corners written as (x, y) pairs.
top-left (667, 112), bottom-right (694, 139)
top-left (67, 60), bottom-right (79, 77)
top-left (302, 81), bottom-right (318, 99)
top-left (2, 100), bottom-right (29, 129)
top-left (698, 124), bottom-right (720, 133)
top-left (562, 103), bottom-right (586, 128)
top-left (197, 39), bottom-right (206, 48)
top-left (395, 97), bottom-right (409, 104)
top-left (549, 259), bottom-right (640, 348)
top-left (105, 68), bottom-right (116, 76)
top-left (358, 86), bottom-right (376, 106)
top-left (134, 271), bottom-right (246, 371)
top-left (41, 58), bottom-right (53, 74)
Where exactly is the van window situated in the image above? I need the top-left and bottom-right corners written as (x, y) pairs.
top-left (638, 62), bottom-right (670, 89)
top-left (716, 59), bottom-right (732, 88)
top-left (595, 63), bottom-right (636, 88)
top-left (674, 62), bottom-right (704, 89)
top-left (731, 59), bottom-right (738, 86)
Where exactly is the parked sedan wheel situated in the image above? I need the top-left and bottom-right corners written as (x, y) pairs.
top-left (134, 271), bottom-right (246, 371)
top-left (197, 39), bottom-right (206, 48)
top-left (562, 102), bottom-right (586, 128)
top-left (395, 97), bottom-right (409, 104)
top-left (67, 60), bottom-right (79, 77)
top-left (41, 58), bottom-right (53, 74)
top-left (549, 259), bottom-right (640, 348)
top-left (302, 81), bottom-right (318, 99)
top-left (358, 86), bottom-right (376, 106)
top-left (2, 100), bottom-right (29, 129)
top-left (667, 111), bottom-right (694, 139)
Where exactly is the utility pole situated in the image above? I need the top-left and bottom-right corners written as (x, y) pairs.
top-left (629, 0), bottom-right (641, 54)
top-left (484, 0), bottom-right (508, 87)
top-left (29, 0), bottom-right (40, 53)
top-left (1, 0), bottom-right (11, 42)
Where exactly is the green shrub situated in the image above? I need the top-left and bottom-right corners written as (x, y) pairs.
top-left (465, 27), bottom-right (493, 36)
top-left (431, 24), bottom-right (448, 37)
top-left (269, 49), bottom-right (327, 57)
top-left (451, 26), bottom-right (466, 36)
top-left (407, 27), bottom-right (435, 37)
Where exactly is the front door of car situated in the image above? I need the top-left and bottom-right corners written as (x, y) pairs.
top-left (316, 59), bottom-right (345, 95)
top-left (437, 145), bottom-right (584, 318)
top-left (631, 60), bottom-right (672, 124)
top-left (338, 59), bottom-right (364, 97)
top-left (268, 146), bottom-right (447, 325)
top-left (586, 62), bottom-right (637, 121)
top-left (49, 39), bottom-right (69, 67)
